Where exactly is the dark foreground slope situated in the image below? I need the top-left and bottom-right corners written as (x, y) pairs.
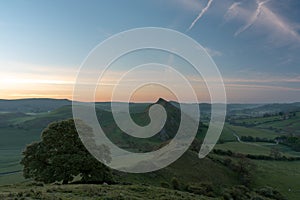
top-left (0, 184), bottom-right (216, 200)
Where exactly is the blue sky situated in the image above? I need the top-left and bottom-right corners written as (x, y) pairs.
top-left (0, 0), bottom-right (299, 103)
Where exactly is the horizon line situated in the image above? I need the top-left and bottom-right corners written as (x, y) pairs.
top-left (0, 97), bottom-right (299, 105)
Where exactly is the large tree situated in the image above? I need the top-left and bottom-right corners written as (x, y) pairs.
top-left (21, 119), bottom-right (113, 184)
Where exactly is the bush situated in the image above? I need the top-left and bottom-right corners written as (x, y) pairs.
top-left (186, 183), bottom-right (215, 197)
top-left (223, 158), bottom-right (232, 166)
top-left (171, 177), bottom-right (180, 190)
top-left (256, 187), bottom-right (286, 200)
top-left (160, 182), bottom-right (170, 189)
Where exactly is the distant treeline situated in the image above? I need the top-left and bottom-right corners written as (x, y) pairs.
top-left (212, 149), bottom-right (300, 161)
top-left (240, 136), bottom-right (275, 143)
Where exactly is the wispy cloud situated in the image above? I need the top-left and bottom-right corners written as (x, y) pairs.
top-left (187, 0), bottom-right (214, 31)
top-left (224, 76), bottom-right (300, 83)
top-left (204, 47), bottom-right (222, 57)
top-left (259, 5), bottom-right (300, 44)
top-left (226, 83), bottom-right (300, 92)
top-left (235, 0), bottom-right (270, 36)
top-left (163, 0), bottom-right (203, 12)
top-left (224, 0), bottom-right (300, 45)
top-left (224, 2), bottom-right (242, 21)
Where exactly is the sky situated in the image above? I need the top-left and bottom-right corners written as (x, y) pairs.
top-left (0, 0), bottom-right (299, 103)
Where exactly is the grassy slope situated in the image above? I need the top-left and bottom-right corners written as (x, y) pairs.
top-left (253, 160), bottom-right (300, 200)
top-left (0, 150), bottom-right (239, 189)
top-left (211, 154), bottom-right (300, 200)
top-left (114, 150), bottom-right (238, 188)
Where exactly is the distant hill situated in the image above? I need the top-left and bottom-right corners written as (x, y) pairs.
top-left (230, 102), bottom-right (300, 116)
top-left (0, 98), bottom-right (71, 113)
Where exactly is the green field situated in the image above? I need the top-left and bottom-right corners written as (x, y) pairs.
top-left (254, 160), bottom-right (300, 200)
top-left (215, 141), bottom-right (300, 157)
top-left (231, 111), bottom-right (300, 135)
top-left (226, 125), bottom-right (279, 139)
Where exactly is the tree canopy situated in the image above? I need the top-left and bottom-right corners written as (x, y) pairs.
top-left (21, 119), bottom-right (113, 184)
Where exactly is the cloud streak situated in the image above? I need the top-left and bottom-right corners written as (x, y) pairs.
top-left (235, 0), bottom-right (270, 36)
top-left (204, 47), bottom-right (222, 57)
top-left (187, 0), bottom-right (214, 31)
top-left (170, 0), bottom-right (202, 12)
top-left (226, 83), bottom-right (300, 92)
top-left (224, 2), bottom-right (242, 23)
top-left (260, 5), bottom-right (300, 44)
top-left (224, 0), bottom-right (300, 45)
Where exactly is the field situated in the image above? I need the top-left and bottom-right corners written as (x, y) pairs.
top-left (253, 160), bottom-right (300, 200)
top-left (0, 127), bottom-right (39, 185)
top-left (231, 111), bottom-right (300, 135)
top-left (226, 125), bottom-right (279, 139)
top-left (215, 141), bottom-right (300, 157)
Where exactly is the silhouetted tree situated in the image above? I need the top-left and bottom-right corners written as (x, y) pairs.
top-left (235, 155), bottom-right (256, 186)
top-left (21, 119), bottom-right (113, 184)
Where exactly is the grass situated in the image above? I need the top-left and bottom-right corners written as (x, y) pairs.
top-left (0, 127), bottom-right (41, 185)
top-left (253, 160), bottom-right (300, 200)
top-left (219, 125), bottom-right (237, 142)
top-left (257, 117), bottom-right (300, 135)
top-left (0, 183), bottom-right (217, 200)
top-left (211, 153), bottom-right (300, 200)
top-left (227, 125), bottom-right (279, 139)
top-left (0, 173), bottom-right (26, 185)
top-left (233, 115), bottom-right (281, 125)
top-left (232, 112), bottom-right (300, 135)
top-left (215, 141), bottom-right (300, 157)
top-left (215, 142), bottom-right (272, 155)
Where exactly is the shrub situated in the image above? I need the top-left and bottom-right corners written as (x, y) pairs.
top-left (160, 181), bottom-right (170, 189)
top-left (171, 177), bottom-right (180, 190)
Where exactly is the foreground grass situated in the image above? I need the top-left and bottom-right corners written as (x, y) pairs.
top-left (0, 183), bottom-right (217, 200)
top-left (253, 160), bottom-right (300, 200)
